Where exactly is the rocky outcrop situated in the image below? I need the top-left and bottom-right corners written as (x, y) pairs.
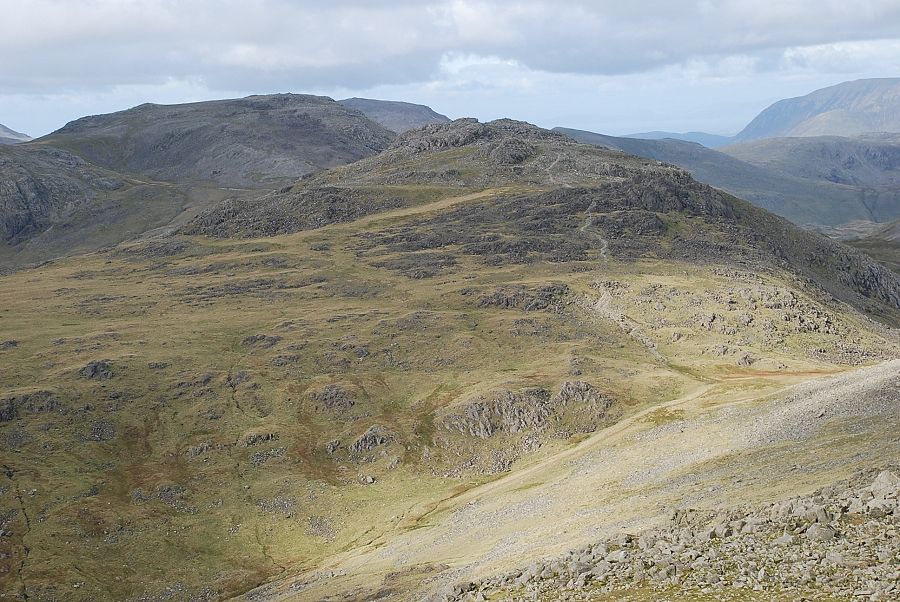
top-left (310, 384), bottom-right (357, 413)
top-left (473, 284), bottom-right (570, 312)
top-left (0, 390), bottom-right (62, 422)
top-left (441, 382), bottom-right (614, 439)
top-left (77, 360), bottom-right (113, 380)
top-left (348, 425), bottom-right (392, 455)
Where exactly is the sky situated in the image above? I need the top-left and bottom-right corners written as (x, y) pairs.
top-left (3, 0), bottom-right (900, 137)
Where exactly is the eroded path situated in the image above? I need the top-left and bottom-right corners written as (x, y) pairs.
top-left (239, 360), bottom-right (900, 601)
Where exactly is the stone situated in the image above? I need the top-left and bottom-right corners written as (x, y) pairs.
top-left (605, 550), bottom-right (628, 563)
top-left (349, 425), bottom-right (392, 455)
top-left (871, 471), bottom-right (900, 498)
top-left (774, 533), bottom-right (795, 546)
top-left (805, 524), bottom-right (835, 542)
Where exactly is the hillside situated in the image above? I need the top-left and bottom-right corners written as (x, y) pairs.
top-left (556, 127), bottom-right (900, 227)
top-left (847, 218), bottom-right (900, 274)
top-left (1, 117), bottom-right (899, 602)
top-left (0, 95), bottom-right (401, 268)
top-left (722, 134), bottom-right (900, 187)
top-left (0, 123), bottom-right (31, 145)
top-left (338, 97), bottom-right (451, 133)
top-left (0, 144), bottom-right (191, 267)
top-left (37, 94), bottom-right (396, 188)
top-left (734, 78), bottom-right (900, 142)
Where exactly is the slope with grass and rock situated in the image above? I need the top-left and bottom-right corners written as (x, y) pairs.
top-left (0, 117), bottom-right (898, 602)
top-left (557, 126), bottom-right (900, 227)
top-left (0, 95), bottom-right (399, 268)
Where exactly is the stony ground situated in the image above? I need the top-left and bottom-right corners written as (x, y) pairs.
top-left (449, 467), bottom-right (900, 602)
top-left (240, 361), bottom-right (900, 602)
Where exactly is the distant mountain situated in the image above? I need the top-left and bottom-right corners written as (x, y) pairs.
top-left (339, 97), bottom-right (450, 133)
top-left (555, 127), bottom-right (900, 227)
top-left (0, 123), bottom-right (31, 145)
top-left (38, 94), bottom-right (395, 188)
top-left (623, 130), bottom-right (733, 148)
top-left (734, 78), bottom-right (900, 142)
top-left (1, 94), bottom-right (399, 267)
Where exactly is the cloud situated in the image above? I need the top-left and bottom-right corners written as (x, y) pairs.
top-left (2, 1), bottom-right (900, 135)
top-left (3, 0), bottom-right (900, 93)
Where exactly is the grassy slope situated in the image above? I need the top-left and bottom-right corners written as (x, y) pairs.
top-left (1, 180), bottom-right (897, 600)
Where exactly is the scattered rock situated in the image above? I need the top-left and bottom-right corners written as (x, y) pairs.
top-left (349, 425), bottom-right (392, 455)
top-left (78, 360), bottom-right (113, 380)
top-left (310, 384), bottom-right (357, 412)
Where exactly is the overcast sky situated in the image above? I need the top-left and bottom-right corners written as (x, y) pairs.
top-left (3, 0), bottom-right (900, 137)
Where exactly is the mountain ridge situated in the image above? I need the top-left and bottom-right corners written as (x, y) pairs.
top-left (623, 130), bottom-right (733, 148)
top-left (734, 77), bottom-right (900, 141)
top-left (556, 126), bottom-right (900, 227)
top-left (37, 93), bottom-right (396, 188)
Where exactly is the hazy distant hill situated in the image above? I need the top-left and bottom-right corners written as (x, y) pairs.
top-left (623, 130), bottom-right (733, 148)
top-left (847, 218), bottom-right (900, 274)
top-left (0, 123), bottom-right (31, 145)
top-left (734, 78), bottom-right (900, 142)
top-left (722, 134), bottom-right (900, 187)
top-left (38, 94), bottom-right (396, 188)
top-left (339, 97), bottom-right (451, 133)
top-left (556, 127), bottom-right (900, 227)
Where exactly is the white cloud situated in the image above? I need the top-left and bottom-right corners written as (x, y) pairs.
top-left (2, 0), bottom-right (900, 135)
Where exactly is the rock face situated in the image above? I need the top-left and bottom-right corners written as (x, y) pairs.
top-left (734, 78), bottom-right (900, 141)
top-left (0, 146), bottom-right (124, 245)
top-left (338, 98), bottom-right (450, 133)
top-left (40, 94), bottom-right (396, 188)
top-left (453, 468), bottom-right (900, 602)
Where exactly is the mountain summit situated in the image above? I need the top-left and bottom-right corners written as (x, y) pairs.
top-left (38, 94), bottom-right (395, 188)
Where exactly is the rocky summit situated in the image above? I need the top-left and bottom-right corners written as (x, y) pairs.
top-left (1, 110), bottom-right (899, 602)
